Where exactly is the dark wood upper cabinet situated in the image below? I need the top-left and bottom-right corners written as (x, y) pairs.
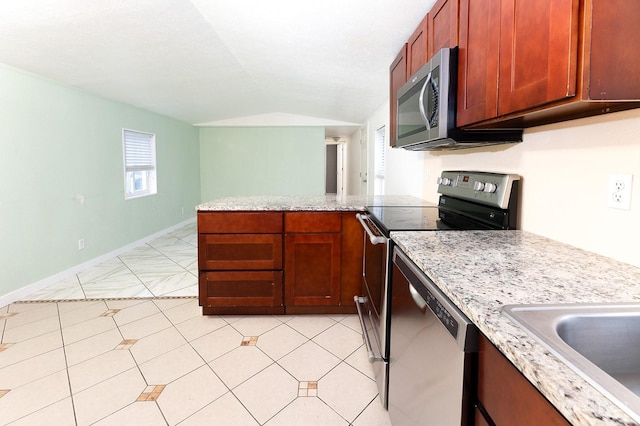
top-left (427, 0), bottom-right (459, 59)
top-left (407, 15), bottom-right (429, 78)
top-left (458, 0), bottom-right (640, 129)
top-left (497, 0), bottom-right (579, 117)
top-left (389, 44), bottom-right (408, 147)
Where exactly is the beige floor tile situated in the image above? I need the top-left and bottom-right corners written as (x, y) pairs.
top-left (58, 300), bottom-right (109, 329)
top-left (285, 315), bottom-right (338, 338)
top-left (118, 312), bottom-right (172, 340)
top-left (8, 397), bottom-right (76, 426)
top-left (229, 315), bottom-right (284, 336)
top-left (112, 300), bottom-right (161, 326)
top-left (313, 322), bottom-right (364, 360)
top-left (72, 367), bottom-right (147, 426)
top-left (92, 401), bottom-right (167, 425)
top-left (0, 330), bottom-right (62, 369)
top-left (233, 363), bottom-right (298, 424)
top-left (339, 314), bottom-right (363, 333)
top-left (179, 391), bottom-right (259, 426)
top-left (318, 362), bottom-right (379, 422)
top-left (208, 346), bottom-right (273, 389)
top-left (61, 316), bottom-right (117, 345)
top-left (278, 341), bottom-right (340, 381)
top-left (4, 303), bottom-right (58, 329)
top-left (138, 343), bottom-right (205, 385)
top-left (0, 369), bottom-right (71, 424)
top-left (156, 365), bottom-right (228, 425)
top-left (0, 348), bottom-right (67, 389)
top-left (161, 298), bottom-right (202, 325)
top-left (68, 350), bottom-right (137, 393)
top-left (256, 323), bottom-right (307, 361)
top-left (174, 314), bottom-right (227, 342)
top-left (129, 326), bottom-right (188, 364)
top-left (151, 297), bottom-right (194, 311)
top-left (352, 398), bottom-right (392, 426)
top-left (104, 299), bottom-right (148, 310)
top-left (2, 315), bottom-right (61, 343)
top-left (190, 325), bottom-right (243, 362)
top-left (344, 345), bottom-right (375, 380)
top-left (264, 397), bottom-right (349, 426)
top-left (64, 328), bottom-right (124, 367)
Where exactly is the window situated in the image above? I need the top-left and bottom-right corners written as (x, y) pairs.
top-left (374, 125), bottom-right (386, 195)
top-left (123, 129), bottom-right (157, 199)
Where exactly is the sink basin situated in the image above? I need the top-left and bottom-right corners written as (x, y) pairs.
top-left (503, 303), bottom-right (640, 422)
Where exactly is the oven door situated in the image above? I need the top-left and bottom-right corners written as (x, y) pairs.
top-left (354, 213), bottom-right (390, 408)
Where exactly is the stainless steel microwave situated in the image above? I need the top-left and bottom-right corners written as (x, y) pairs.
top-left (395, 47), bottom-right (522, 150)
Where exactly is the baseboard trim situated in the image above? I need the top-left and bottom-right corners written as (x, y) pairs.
top-left (0, 218), bottom-right (196, 309)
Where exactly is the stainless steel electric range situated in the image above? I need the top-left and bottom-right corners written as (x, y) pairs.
top-left (354, 171), bottom-right (520, 411)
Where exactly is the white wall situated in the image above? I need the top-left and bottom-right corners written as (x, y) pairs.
top-left (421, 109), bottom-right (640, 268)
top-left (365, 102), bottom-right (426, 197)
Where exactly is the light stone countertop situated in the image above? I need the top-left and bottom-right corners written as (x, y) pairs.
top-left (196, 194), bottom-right (434, 211)
top-left (391, 230), bottom-right (640, 426)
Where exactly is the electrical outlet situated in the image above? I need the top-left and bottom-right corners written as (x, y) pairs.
top-left (78, 239), bottom-right (85, 250)
top-left (608, 174), bottom-right (633, 210)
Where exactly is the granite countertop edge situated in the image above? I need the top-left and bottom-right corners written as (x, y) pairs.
top-left (391, 230), bottom-right (640, 426)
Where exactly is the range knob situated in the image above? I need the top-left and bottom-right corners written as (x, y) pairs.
top-left (437, 177), bottom-right (452, 186)
top-left (473, 181), bottom-right (485, 191)
top-left (483, 182), bottom-right (498, 193)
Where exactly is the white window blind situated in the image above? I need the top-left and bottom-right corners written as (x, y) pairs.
top-left (374, 126), bottom-right (386, 195)
top-left (123, 129), bottom-right (157, 199)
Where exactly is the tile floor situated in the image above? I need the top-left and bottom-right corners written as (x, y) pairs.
top-left (1, 223), bottom-right (392, 425)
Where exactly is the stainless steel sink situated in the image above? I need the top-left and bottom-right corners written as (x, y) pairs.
top-left (503, 303), bottom-right (640, 422)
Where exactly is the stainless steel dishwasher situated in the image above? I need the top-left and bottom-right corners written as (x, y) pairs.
top-left (389, 248), bottom-right (478, 426)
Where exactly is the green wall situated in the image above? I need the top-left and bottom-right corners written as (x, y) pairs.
top-left (0, 64), bottom-right (201, 297)
top-left (199, 127), bottom-right (325, 201)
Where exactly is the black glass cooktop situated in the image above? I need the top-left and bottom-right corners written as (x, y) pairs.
top-left (366, 205), bottom-right (453, 234)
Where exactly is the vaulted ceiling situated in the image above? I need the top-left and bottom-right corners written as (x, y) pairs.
top-left (0, 0), bottom-right (435, 135)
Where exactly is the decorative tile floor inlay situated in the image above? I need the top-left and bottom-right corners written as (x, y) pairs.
top-left (0, 390), bottom-right (9, 399)
top-left (0, 312), bottom-right (17, 320)
top-left (241, 336), bottom-right (259, 346)
top-left (0, 343), bottom-right (13, 352)
top-left (115, 339), bottom-right (138, 350)
top-left (298, 381), bottom-right (318, 397)
top-left (137, 385), bottom-right (166, 401)
top-left (100, 309), bottom-right (121, 317)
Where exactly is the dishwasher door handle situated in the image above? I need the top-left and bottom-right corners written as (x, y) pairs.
top-left (356, 213), bottom-right (387, 245)
top-left (353, 296), bottom-right (384, 363)
top-left (409, 283), bottom-right (428, 311)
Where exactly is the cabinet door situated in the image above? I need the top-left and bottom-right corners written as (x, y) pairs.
top-left (477, 334), bottom-right (570, 425)
top-left (456, 0), bottom-right (501, 126)
top-left (427, 0), bottom-right (459, 59)
top-left (389, 44), bottom-right (408, 147)
top-left (285, 233), bottom-right (341, 306)
top-left (408, 15), bottom-right (429, 78)
top-left (497, 0), bottom-right (579, 116)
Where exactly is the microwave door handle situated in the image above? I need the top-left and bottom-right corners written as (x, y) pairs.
top-left (418, 72), bottom-right (432, 131)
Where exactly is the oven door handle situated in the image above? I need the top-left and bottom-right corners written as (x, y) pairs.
top-left (356, 213), bottom-right (387, 245)
top-left (353, 296), bottom-right (384, 363)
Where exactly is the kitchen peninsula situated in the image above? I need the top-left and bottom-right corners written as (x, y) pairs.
top-left (196, 194), bottom-right (427, 315)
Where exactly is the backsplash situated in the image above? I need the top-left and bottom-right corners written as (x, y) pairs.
top-left (422, 108), bottom-right (640, 268)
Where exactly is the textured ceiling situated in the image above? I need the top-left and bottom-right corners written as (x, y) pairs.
top-left (0, 0), bottom-right (435, 134)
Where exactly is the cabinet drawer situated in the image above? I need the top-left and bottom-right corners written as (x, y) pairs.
top-left (198, 212), bottom-right (283, 233)
top-left (285, 212), bottom-right (341, 233)
top-left (199, 271), bottom-right (283, 308)
top-left (198, 234), bottom-right (282, 270)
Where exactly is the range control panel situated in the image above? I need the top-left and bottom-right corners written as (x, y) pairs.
top-left (436, 171), bottom-right (519, 209)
